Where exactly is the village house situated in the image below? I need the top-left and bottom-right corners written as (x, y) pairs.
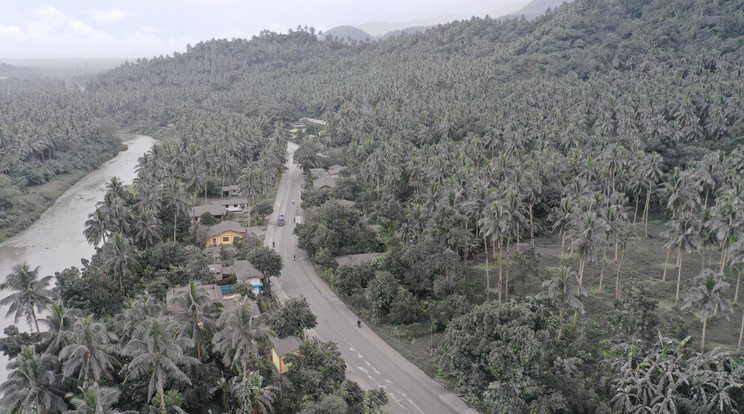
top-left (211, 198), bottom-right (248, 213)
top-left (312, 176), bottom-right (337, 190)
top-left (271, 336), bottom-right (303, 374)
top-left (221, 185), bottom-right (240, 198)
top-left (207, 220), bottom-right (246, 247)
top-left (191, 204), bottom-right (226, 223)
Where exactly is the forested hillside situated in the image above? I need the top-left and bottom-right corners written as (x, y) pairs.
top-left (2, 0), bottom-right (744, 412)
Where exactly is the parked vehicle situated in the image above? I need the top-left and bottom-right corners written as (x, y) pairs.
top-left (278, 215), bottom-right (285, 226)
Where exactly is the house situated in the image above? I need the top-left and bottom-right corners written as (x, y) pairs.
top-left (271, 336), bottom-right (303, 374)
top-left (313, 176), bottom-right (337, 190)
top-left (221, 185), bottom-right (240, 198)
top-left (166, 283), bottom-right (240, 312)
top-left (211, 198), bottom-right (248, 213)
top-left (232, 260), bottom-right (264, 280)
top-left (245, 277), bottom-right (264, 295)
top-left (334, 252), bottom-right (384, 267)
top-left (191, 204), bottom-right (226, 223)
top-left (327, 164), bottom-right (346, 178)
top-left (207, 221), bottom-right (246, 247)
top-left (301, 117), bottom-right (328, 127)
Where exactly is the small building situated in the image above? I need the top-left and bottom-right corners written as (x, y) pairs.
top-left (313, 176), bottom-right (337, 190)
top-left (327, 165), bottom-right (346, 177)
top-left (192, 204), bottom-right (226, 223)
top-left (334, 252), bottom-right (384, 267)
top-left (211, 199), bottom-right (248, 213)
top-left (221, 185), bottom-right (240, 198)
top-left (246, 277), bottom-right (264, 295)
top-left (271, 336), bottom-right (303, 375)
top-left (207, 221), bottom-right (246, 247)
top-left (232, 260), bottom-right (264, 280)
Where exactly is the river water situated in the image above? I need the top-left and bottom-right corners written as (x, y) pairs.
top-left (0, 134), bottom-right (155, 380)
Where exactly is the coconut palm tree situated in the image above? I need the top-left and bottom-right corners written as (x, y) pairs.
top-left (40, 303), bottom-right (79, 354)
top-left (536, 266), bottom-right (587, 340)
top-left (478, 195), bottom-right (512, 301)
top-left (682, 270), bottom-right (732, 352)
top-left (0, 346), bottom-right (66, 414)
top-left (133, 213), bottom-right (162, 250)
top-left (103, 233), bottom-right (138, 291)
top-left (662, 214), bottom-right (701, 300)
top-left (117, 293), bottom-right (164, 342)
top-left (66, 386), bottom-right (124, 414)
top-left (170, 281), bottom-right (216, 360)
top-left (0, 263), bottom-right (56, 333)
top-left (60, 315), bottom-right (119, 390)
top-left (122, 316), bottom-right (199, 414)
top-left (230, 371), bottom-right (279, 414)
top-left (212, 301), bottom-right (268, 382)
top-left (162, 178), bottom-right (188, 243)
top-left (83, 208), bottom-right (109, 247)
top-left (569, 208), bottom-right (608, 286)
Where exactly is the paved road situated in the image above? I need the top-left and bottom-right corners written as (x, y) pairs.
top-left (264, 143), bottom-right (477, 414)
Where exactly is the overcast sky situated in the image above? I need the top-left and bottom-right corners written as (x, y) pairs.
top-left (0, 0), bottom-right (527, 59)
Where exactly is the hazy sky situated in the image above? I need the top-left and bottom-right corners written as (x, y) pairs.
top-left (0, 0), bottom-right (526, 59)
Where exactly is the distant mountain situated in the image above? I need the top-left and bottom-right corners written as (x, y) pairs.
top-left (505, 0), bottom-right (575, 19)
top-left (378, 26), bottom-right (431, 40)
top-left (358, 15), bottom-right (464, 37)
top-left (0, 58), bottom-right (128, 79)
top-left (321, 25), bottom-right (372, 42)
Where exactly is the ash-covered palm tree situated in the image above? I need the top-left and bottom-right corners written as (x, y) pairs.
top-left (60, 315), bottom-right (119, 390)
top-left (170, 281), bottom-right (216, 360)
top-left (122, 316), bottom-right (199, 414)
top-left (569, 208), bottom-right (608, 286)
top-left (83, 208), bottom-right (109, 247)
top-left (213, 301), bottom-right (268, 382)
top-left (662, 213), bottom-right (701, 300)
top-left (682, 270), bottom-right (732, 352)
top-left (0, 346), bottom-right (66, 414)
top-left (66, 386), bottom-right (124, 414)
top-left (230, 371), bottom-right (279, 414)
top-left (133, 213), bottom-right (162, 250)
top-left (479, 194), bottom-right (512, 301)
top-left (0, 263), bottom-right (56, 333)
top-left (536, 266), bottom-right (587, 340)
top-left (116, 292), bottom-right (164, 343)
top-left (103, 233), bottom-right (138, 291)
top-left (162, 178), bottom-right (188, 243)
top-left (40, 302), bottom-right (79, 354)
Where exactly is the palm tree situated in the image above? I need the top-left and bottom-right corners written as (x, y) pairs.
top-left (39, 303), bottom-right (79, 354)
top-left (709, 191), bottom-right (743, 275)
top-left (122, 316), bottom-right (199, 414)
top-left (66, 386), bottom-right (124, 414)
top-left (162, 178), bottom-right (188, 243)
top-left (479, 195), bottom-right (512, 301)
top-left (662, 214), bottom-right (701, 300)
top-left (0, 346), bottom-right (66, 414)
top-left (212, 301), bottom-right (268, 382)
top-left (682, 270), bottom-right (732, 352)
top-left (0, 263), bottom-right (56, 333)
top-left (133, 213), bottom-right (162, 250)
top-left (230, 371), bottom-right (279, 414)
top-left (642, 152), bottom-right (664, 237)
top-left (170, 281), bottom-right (216, 360)
top-left (103, 233), bottom-right (138, 291)
top-left (83, 208), bottom-right (109, 247)
top-left (536, 266), bottom-right (587, 340)
top-left (60, 315), bottom-right (119, 390)
top-left (569, 208), bottom-right (608, 286)
top-left (116, 293), bottom-right (164, 342)
top-left (550, 197), bottom-right (575, 259)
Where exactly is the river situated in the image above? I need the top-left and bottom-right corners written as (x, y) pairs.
top-left (0, 134), bottom-right (155, 380)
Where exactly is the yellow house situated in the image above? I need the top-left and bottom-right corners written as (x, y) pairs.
top-left (206, 220), bottom-right (246, 247)
top-left (271, 336), bottom-right (302, 374)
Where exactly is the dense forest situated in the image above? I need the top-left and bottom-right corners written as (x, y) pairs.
top-left (2, 0), bottom-right (744, 412)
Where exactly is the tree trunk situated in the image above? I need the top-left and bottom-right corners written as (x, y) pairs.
top-left (615, 243), bottom-right (625, 300)
top-left (558, 294), bottom-right (565, 340)
top-left (160, 388), bottom-right (167, 414)
top-left (633, 193), bottom-right (640, 224)
top-left (578, 256), bottom-right (586, 286)
top-left (32, 307), bottom-right (40, 334)
top-left (720, 246), bottom-right (728, 275)
top-left (675, 247), bottom-right (683, 301)
top-left (484, 237), bottom-right (490, 302)
top-left (529, 203), bottom-right (535, 247)
top-left (497, 238), bottom-right (503, 303)
top-left (735, 271), bottom-right (742, 304)
top-left (662, 243), bottom-right (672, 282)
top-left (738, 311), bottom-right (744, 349)
top-left (701, 317), bottom-right (708, 353)
top-left (643, 189), bottom-right (651, 238)
top-left (598, 246), bottom-right (607, 294)
top-left (173, 208), bottom-right (178, 243)
top-left (560, 226), bottom-right (566, 260)
top-left (505, 238), bottom-right (510, 302)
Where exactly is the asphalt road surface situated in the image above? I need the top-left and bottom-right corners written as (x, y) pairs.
top-left (264, 142), bottom-right (478, 414)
